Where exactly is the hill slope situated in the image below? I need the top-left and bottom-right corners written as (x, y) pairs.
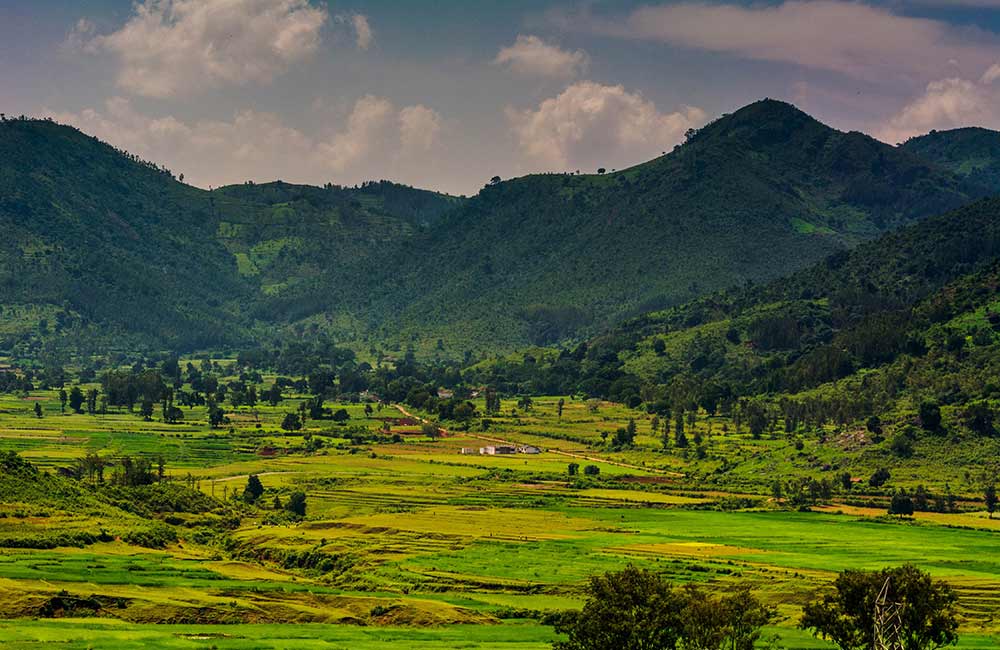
top-left (316, 100), bottom-right (986, 351)
top-left (470, 195), bottom-right (1000, 423)
top-left (0, 118), bottom-right (460, 352)
top-left (901, 127), bottom-right (1000, 192)
top-left (0, 117), bottom-right (249, 351)
top-left (0, 102), bottom-right (991, 354)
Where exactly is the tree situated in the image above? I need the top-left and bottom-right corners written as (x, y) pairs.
top-left (554, 566), bottom-right (684, 650)
top-left (285, 491), bottom-right (306, 517)
top-left (86, 389), bottom-right (98, 415)
top-left (59, 389), bottom-right (67, 413)
top-left (243, 474), bottom-right (264, 503)
top-left (331, 408), bottom-right (350, 423)
top-left (488, 175), bottom-right (502, 186)
top-left (281, 412), bottom-right (302, 432)
top-left (517, 395), bottom-right (534, 411)
top-left (889, 490), bottom-right (914, 517)
top-left (597, 167), bottom-right (606, 174)
top-left (164, 405), bottom-right (184, 424)
top-left (962, 401), bottom-right (996, 436)
top-left (208, 405), bottom-right (227, 428)
top-left (68, 387), bottom-right (85, 413)
top-left (653, 338), bottom-right (666, 356)
top-left (139, 398), bottom-right (154, 421)
top-left (746, 401), bottom-right (768, 439)
top-left (583, 464), bottom-right (600, 476)
top-left (801, 565), bottom-right (958, 650)
top-left (567, 462), bottom-right (579, 476)
top-left (557, 398), bottom-right (565, 419)
top-left (679, 584), bottom-right (775, 650)
top-left (985, 482), bottom-right (998, 519)
top-left (919, 402), bottom-right (942, 432)
top-left (869, 467), bottom-right (891, 488)
top-left (34, 402), bottom-right (42, 418)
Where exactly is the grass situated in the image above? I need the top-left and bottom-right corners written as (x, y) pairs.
top-left (1, 384), bottom-right (999, 644)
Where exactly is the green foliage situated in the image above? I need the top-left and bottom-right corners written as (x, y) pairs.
top-left (243, 475), bottom-right (264, 503)
top-left (901, 127), bottom-right (1000, 192)
top-left (554, 567), bottom-right (773, 650)
top-left (801, 565), bottom-right (959, 650)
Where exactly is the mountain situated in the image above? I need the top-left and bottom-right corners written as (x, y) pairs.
top-left (313, 100), bottom-right (987, 352)
top-left (0, 101), bottom-right (992, 355)
top-left (472, 195), bottom-right (1000, 414)
top-left (901, 127), bottom-right (1000, 193)
top-left (0, 117), bottom-right (249, 351)
top-left (0, 117), bottom-right (460, 353)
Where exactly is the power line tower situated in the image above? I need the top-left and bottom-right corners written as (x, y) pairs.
top-left (874, 576), bottom-right (904, 650)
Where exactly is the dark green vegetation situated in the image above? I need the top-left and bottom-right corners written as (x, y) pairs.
top-left (372, 100), bottom-right (985, 349)
top-left (554, 566), bottom-right (774, 650)
top-left (472, 196), bottom-right (1000, 484)
top-left (802, 565), bottom-right (958, 650)
top-left (0, 115), bottom-right (458, 354)
top-left (1, 100), bottom-right (994, 353)
top-left (902, 127), bottom-right (1000, 192)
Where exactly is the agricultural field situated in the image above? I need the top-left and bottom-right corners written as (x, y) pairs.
top-left (0, 373), bottom-right (998, 649)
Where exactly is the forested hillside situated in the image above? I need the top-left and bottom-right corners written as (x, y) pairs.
top-left (325, 100), bottom-right (988, 351)
top-left (901, 127), bottom-right (1000, 192)
top-left (470, 196), bottom-right (1000, 439)
top-left (0, 102), bottom-right (995, 355)
top-left (0, 117), bottom-right (460, 354)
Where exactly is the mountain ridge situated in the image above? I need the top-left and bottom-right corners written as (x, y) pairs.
top-left (0, 100), bottom-right (996, 354)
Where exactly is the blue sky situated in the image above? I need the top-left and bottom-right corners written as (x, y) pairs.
top-left (3, 0), bottom-right (1000, 195)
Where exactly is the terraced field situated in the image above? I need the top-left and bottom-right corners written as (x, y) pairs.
top-left (0, 386), bottom-right (998, 648)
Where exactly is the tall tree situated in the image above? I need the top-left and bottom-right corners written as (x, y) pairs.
top-left (801, 565), bottom-right (958, 650)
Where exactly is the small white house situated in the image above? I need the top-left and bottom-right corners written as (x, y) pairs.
top-left (517, 445), bottom-right (541, 455)
top-left (480, 445), bottom-right (517, 455)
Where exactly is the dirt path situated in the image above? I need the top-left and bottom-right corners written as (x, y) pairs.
top-left (392, 404), bottom-right (680, 477)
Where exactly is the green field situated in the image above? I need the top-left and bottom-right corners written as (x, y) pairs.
top-left (0, 382), bottom-right (998, 648)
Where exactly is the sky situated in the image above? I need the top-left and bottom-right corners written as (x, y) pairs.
top-left (3, 0), bottom-right (1000, 196)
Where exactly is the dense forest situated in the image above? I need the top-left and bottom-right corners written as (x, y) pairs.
top-left (2, 101), bottom-right (995, 355)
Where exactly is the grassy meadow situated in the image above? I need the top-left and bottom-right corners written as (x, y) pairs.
top-left (0, 377), bottom-right (998, 648)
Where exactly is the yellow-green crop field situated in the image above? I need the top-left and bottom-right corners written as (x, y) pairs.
top-left (1, 387), bottom-right (999, 648)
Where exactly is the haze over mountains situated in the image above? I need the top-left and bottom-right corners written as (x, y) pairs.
top-left (1, 99), bottom-right (998, 355)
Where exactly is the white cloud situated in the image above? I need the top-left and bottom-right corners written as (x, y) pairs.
top-left (63, 18), bottom-right (98, 53)
top-left (334, 13), bottom-right (374, 50)
top-left (44, 95), bottom-right (442, 188)
top-left (352, 14), bottom-right (374, 50)
top-left (399, 105), bottom-right (443, 152)
top-left (877, 65), bottom-right (1000, 143)
top-left (82, 0), bottom-right (328, 97)
top-left (494, 35), bottom-right (589, 79)
top-left (506, 81), bottom-right (706, 171)
top-left (981, 63), bottom-right (1000, 84)
top-left (558, 1), bottom-right (998, 83)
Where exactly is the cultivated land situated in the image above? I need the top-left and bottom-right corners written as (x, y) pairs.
top-left (0, 382), bottom-right (998, 648)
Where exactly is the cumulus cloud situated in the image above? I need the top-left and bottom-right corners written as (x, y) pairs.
top-left (399, 105), bottom-right (443, 152)
top-left (557, 1), bottom-right (998, 83)
top-left (352, 14), bottom-right (373, 50)
top-left (506, 81), bottom-right (706, 171)
top-left (334, 13), bottom-right (374, 50)
top-left (494, 35), bottom-right (589, 78)
top-left (43, 95), bottom-right (442, 188)
top-left (877, 67), bottom-right (1000, 143)
top-left (81, 0), bottom-right (328, 97)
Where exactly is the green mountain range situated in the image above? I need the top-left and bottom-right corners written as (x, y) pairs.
top-left (0, 100), bottom-right (997, 355)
